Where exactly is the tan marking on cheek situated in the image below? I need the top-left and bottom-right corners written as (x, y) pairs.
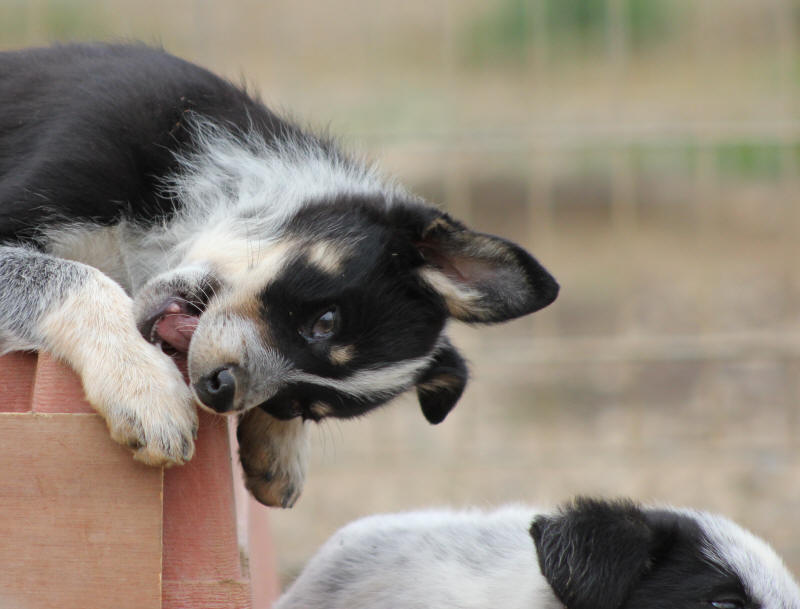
top-left (306, 240), bottom-right (349, 275)
top-left (310, 401), bottom-right (334, 419)
top-left (329, 344), bottom-right (355, 366)
top-left (191, 239), bottom-right (296, 320)
top-left (214, 289), bottom-right (263, 323)
top-left (417, 374), bottom-right (462, 394)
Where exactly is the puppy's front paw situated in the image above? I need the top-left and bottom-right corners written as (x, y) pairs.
top-left (237, 409), bottom-right (309, 508)
top-left (84, 343), bottom-right (199, 466)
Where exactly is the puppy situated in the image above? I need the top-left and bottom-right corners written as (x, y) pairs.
top-left (275, 497), bottom-right (800, 609)
top-left (0, 43), bottom-right (558, 506)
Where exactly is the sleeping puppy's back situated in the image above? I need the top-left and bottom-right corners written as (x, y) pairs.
top-left (275, 498), bottom-right (800, 609)
top-left (275, 506), bottom-right (551, 609)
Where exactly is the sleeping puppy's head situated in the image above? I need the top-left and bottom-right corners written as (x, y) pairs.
top-left (133, 119), bottom-right (558, 505)
top-left (532, 497), bottom-right (800, 609)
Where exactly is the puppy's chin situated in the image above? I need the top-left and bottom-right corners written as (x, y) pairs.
top-left (258, 388), bottom-right (350, 422)
top-left (258, 398), bottom-right (319, 422)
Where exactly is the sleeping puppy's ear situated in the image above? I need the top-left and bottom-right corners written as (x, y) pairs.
top-left (530, 497), bottom-right (666, 609)
top-left (415, 338), bottom-right (468, 424)
top-left (413, 213), bottom-right (559, 323)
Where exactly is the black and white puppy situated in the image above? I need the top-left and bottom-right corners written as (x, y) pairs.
top-left (275, 498), bottom-right (800, 609)
top-left (0, 43), bottom-right (558, 506)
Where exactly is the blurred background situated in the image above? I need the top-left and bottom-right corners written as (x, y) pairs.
top-left (3, 0), bottom-right (800, 586)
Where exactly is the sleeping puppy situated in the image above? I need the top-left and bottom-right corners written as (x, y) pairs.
top-left (0, 43), bottom-right (558, 507)
top-left (275, 497), bottom-right (800, 609)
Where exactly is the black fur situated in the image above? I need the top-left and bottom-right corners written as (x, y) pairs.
top-left (415, 338), bottom-right (468, 424)
top-left (531, 498), bottom-right (757, 609)
top-left (1, 43), bottom-right (264, 236)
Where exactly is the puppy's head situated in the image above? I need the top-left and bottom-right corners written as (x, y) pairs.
top-left (531, 497), bottom-right (800, 609)
top-left (138, 194), bottom-right (558, 424)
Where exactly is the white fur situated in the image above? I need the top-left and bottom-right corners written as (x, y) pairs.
top-left (275, 506), bottom-right (557, 609)
top-left (288, 353), bottom-right (435, 401)
top-left (685, 509), bottom-right (800, 609)
top-left (154, 117), bottom-right (401, 266)
top-left (45, 118), bottom-right (402, 293)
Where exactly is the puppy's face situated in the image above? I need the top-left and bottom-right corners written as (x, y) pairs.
top-left (136, 195), bottom-right (559, 424)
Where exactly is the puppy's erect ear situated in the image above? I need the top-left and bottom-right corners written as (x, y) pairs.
top-left (530, 497), bottom-right (665, 609)
top-left (413, 213), bottom-right (559, 323)
top-left (415, 338), bottom-right (468, 424)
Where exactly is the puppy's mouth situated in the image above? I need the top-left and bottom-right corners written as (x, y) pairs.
top-left (144, 299), bottom-right (200, 380)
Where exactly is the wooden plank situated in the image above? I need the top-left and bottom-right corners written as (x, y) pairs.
top-left (0, 353), bottom-right (37, 413)
top-left (162, 581), bottom-right (251, 609)
top-left (32, 353), bottom-right (94, 414)
top-left (163, 410), bottom-right (249, 608)
top-left (0, 413), bottom-right (163, 609)
top-left (248, 498), bottom-right (281, 609)
top-left (230, 419), bottom-right (280, 609)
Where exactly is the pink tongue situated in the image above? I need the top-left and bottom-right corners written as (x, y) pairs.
top-left (155, 304), bottom-right (199, 353)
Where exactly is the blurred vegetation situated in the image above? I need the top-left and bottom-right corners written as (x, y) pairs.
top-left (0, 0), bottom-right (109, 45)
top-left (462, 0), bottom-right (677, 64)
top-left (714, 142), bottom-right (791, 180)
top-left (565, 141), bottom-right (794, 183)
top-left (1, 0), bottom-right (795, 187)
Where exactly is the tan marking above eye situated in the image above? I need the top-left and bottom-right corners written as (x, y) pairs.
top-left (329, 344), bottom-right (355, 365)
top-left (305, 240), bottom-right (349, 275)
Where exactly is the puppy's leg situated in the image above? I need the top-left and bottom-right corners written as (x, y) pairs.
top-left (237, 408), bottom-right (308, 508)
top-left (0, 246), bottom-right (197, 465)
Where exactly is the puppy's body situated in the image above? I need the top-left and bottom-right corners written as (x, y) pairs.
top-left (277, 506), bottom-right (558, 609)
top-left (0, 43), bottom-right (558, 506)
top-left (276, 499), bottom-right (800, 609)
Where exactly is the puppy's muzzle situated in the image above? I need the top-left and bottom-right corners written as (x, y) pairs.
top-left (188, 310), bottom-right (291, 414)
top-left (194, 365), bottom-right (241, 413)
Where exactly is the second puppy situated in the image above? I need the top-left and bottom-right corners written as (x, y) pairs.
top-left (276, 497), bottom-right (800, 609)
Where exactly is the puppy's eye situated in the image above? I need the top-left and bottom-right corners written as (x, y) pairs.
top-left (300, 307), bottom-right (339, 342)
top-left (710, 600), bottom-right (745, 609)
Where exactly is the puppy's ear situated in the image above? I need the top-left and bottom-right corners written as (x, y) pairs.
top-left (413, 213), bottom-right (559, 323)
top-left (530, 497), bottom-right (664, 609)
top-left (237, 408), bottom-right (309, 508)
top-left (415, 338), bottom-right (468, 424)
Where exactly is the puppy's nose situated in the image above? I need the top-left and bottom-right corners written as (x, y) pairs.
top-left (194, 366), bottom-right (237, 413)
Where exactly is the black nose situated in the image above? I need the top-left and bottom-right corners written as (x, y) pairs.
top-left (194, 366), bottom-right (237, 413)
